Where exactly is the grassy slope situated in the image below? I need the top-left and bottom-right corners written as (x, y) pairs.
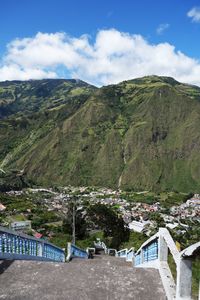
top-left (1, 76), bottom-right (200, 192)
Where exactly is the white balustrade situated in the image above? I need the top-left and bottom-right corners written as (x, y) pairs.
top-left (134, 228), bottom-right (200, 300)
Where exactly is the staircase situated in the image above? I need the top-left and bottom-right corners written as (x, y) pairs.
top-left (0, 255), bottom-right (166, 300)
top-left (1, 226), bottom-right (199, 299)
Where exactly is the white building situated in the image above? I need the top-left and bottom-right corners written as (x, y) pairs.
top-left (10, 221), bottom-right (32, 231)
top-left (128, 220), bottom-right (151, 233)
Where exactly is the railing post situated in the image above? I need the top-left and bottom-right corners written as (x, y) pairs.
top-left (141, 249), bottom-right (144, 264)
top-left (66, 242), bottom-right (71, 261)
top-left (176, 257), bottom-right (192, 300)
top-left (38, 242), bottom-right (43, 257)
top-left (132, 254), bottom-right (135, 266)
top-left (158, 235), bottom-right (168, 262)
top-left (0, 234), bottom-right (2, 252)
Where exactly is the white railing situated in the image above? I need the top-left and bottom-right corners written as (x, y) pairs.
top-left (115, 247), bottom-right (135, 262)
top-left (116, 248), bottom-right (128, 258)
top-left (126, 248), bottom-right (134, 262)
top-left (107, 248), bottom-right (117, 256)
top-left (134, 228), bottom-right (200, 300)
top-left (94, 239), bottom-right (108, 254)
top-left (92, 231), bottom-right (199, 299)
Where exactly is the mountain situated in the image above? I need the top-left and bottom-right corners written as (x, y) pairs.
top-left (1, 76), bottom-right (200, 192)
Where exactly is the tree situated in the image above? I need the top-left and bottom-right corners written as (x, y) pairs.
top-left (63, 198), bottom-right (87, 241)
top-left (87, 203), bottom-right (130, 249)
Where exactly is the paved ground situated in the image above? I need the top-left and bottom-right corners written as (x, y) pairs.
top-left (0, 256), bottom-right (166, 300)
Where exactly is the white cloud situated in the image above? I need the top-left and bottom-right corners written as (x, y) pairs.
top-left (0, 64), bottom-right (57, 81)
top-left (156, 23), bottom-right (170, 35)
top-left (187, 7), bottom-right (200, 23)
top-left (1, 29), bottom-right (200, 86)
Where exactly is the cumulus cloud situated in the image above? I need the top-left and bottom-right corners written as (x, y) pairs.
top-left (156, 23), bottom-right (170, 35)
top-left (0, 64), bottom-right (57, 81)
top-left (187, 7), bottom-right (200, 23)
top-left (0, 29), bottom-right (200, 86)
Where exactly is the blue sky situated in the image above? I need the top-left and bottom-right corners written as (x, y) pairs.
top-left (1, 0), bottom-right (200, 85)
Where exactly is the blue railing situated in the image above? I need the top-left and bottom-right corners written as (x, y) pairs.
top-left (126, 248), bottom-right (134, 262)
top-left (135, 239), bottom-right (158, 266)
top-left (116, 248), bottom-right (127, 258)
top-left (0, 226), bottom-right (65, 262)
top-left (67, 243), bottom-right (88, 260)
top-left (135, 253), bottom-right (141, 265)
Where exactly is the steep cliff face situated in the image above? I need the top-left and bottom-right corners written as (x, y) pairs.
top-left (1, 76), bottom-right (200, 192)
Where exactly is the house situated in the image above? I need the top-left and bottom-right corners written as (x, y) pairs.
top-left (186, 196), bottom-right (200, 206)
top-left (10, 221), bottom-right (32, 231)
top-left (34, 232), bottom-right (43, 239)
top-left (0, 203), bottom-right (6, 211)
top-left (128, 220), bottom-right (151, 233)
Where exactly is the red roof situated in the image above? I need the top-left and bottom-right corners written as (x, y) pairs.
top-left (34, 233), bottom-right (43, 239)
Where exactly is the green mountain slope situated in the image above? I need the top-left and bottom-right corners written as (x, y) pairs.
top-left (1, 76), bottom-right (200, 192)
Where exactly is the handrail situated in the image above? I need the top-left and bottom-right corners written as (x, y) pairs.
top-left (126, 248), bottom-right (135, 262)
top-left (180, 241), bottom-right (200, 258)
top-left (159, 228), bottom-right (179, 263)
top-left (116, 248), bottom-right (128, 256)
top-left (115, 247), bottom-right (135, 262)
top-left (0, 226), bottom-right (63, 251)
top-left (0, 225), bottom-right (65, 262)
top-left (127, 247), bottom-right (134, 253)
top-left (94, 239), bottom-right (108, 254)
top-left (133, 228), bottom-right (200, 300)
top-left (135, 232), bottom-right (159, 256)
top-left (67, 242), bottom-right (88, 261)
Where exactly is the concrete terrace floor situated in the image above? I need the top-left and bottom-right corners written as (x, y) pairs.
top-left (0, 256), bottom-right (166, 300)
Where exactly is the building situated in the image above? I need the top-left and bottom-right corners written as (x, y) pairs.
top-left (128, 220), bottom-right (151, 233)
top-left (186, 194), bottom-right (200, 206)
top-left (10, 221), bottom-right (32, 231)
top-left (0, 203), bottom-right (6, 211)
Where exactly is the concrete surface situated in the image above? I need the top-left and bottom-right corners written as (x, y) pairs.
top-left (0, 256), bottom-right (166, 300)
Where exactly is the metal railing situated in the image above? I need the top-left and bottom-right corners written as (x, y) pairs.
top-left (67, 242), bottom-right (88, 261)
top-left (94, 239), bottom-right (108, 253)
top-left (135, 238), bottom-right (158, 266)
top-left (116, 247), bottom-right (135, 262)
top-left (126, 248), bottom-right (134, 262)
top-left (116, 248), bottom-right (128, 258)
top-left (0, 226), bottom-right (65, 262)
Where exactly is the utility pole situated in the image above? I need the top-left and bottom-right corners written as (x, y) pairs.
top-left (72, 197), bottom-right (76, 245)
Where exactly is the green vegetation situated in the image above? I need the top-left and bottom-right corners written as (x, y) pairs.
top-left (0, 193), bottom-right (34, 212)
top-left (169, 221), bottom-right (200, 249)
top-left (87, 203), bottom-right (130, 249)
top-left (62, 199), bottom-right (87, 240)
top-left (120, 231), bottom-right (147, 250)
top-left (0, 170), bottom-right (29, 192)
top-left (1, 76), bottom-right (200, 191)
top-left (192, 259), bottom-right (200, 300)
top-left (120, 191), bottom-right (192, 208)
top-left (168, 254), bottom-right (199, 299)
top-left (0, 191), bottom-right (59, 232)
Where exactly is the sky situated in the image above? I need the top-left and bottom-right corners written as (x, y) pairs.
top-left (1, 0), bottom-right (200, 86)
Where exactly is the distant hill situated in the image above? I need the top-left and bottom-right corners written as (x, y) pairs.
top-left (1, 75), bottom-right (200, 192)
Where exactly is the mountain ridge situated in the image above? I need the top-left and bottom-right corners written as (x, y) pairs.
top-left (1, 75), bottom-right (200, 192)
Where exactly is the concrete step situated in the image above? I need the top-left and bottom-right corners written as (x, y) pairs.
top-left (0, 258), bottom-right (166, 300)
